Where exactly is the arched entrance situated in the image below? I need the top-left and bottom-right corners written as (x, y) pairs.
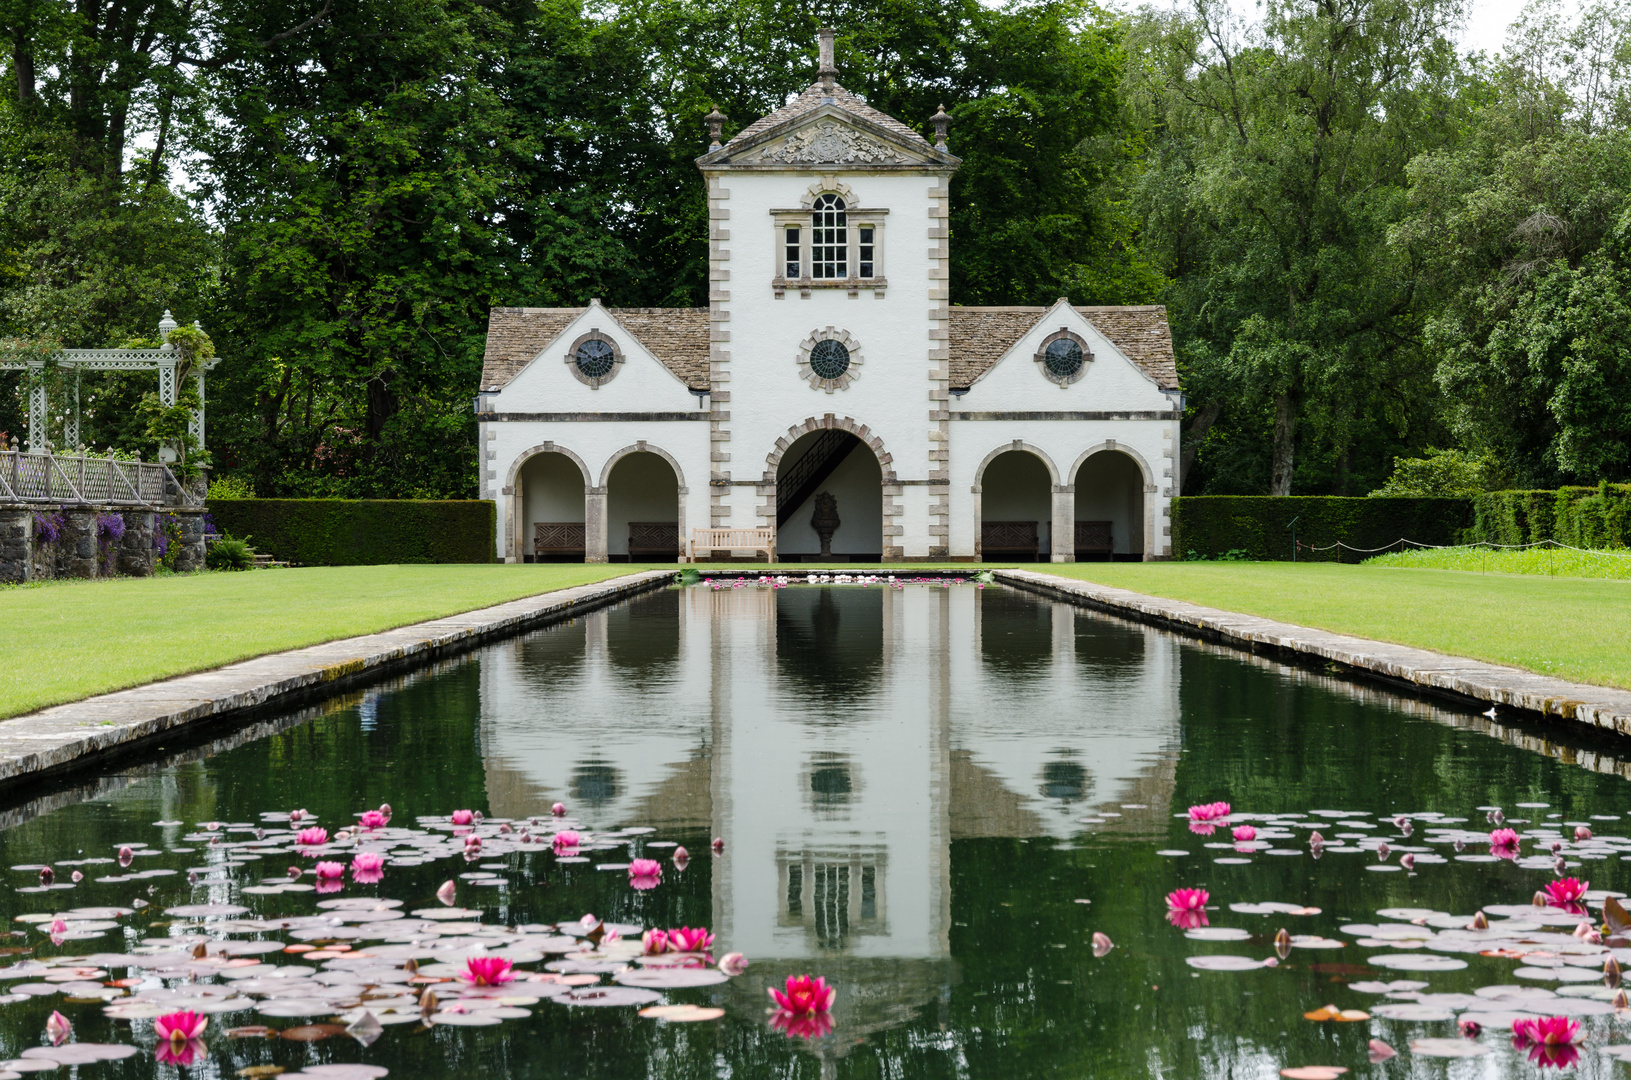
top-left (773, 429), bottom-right (883, 561)
top-left (975, 446), bottom-right (1056, 562)
top-left (516, 449), bottom-right (588, 562)
top-left (603, 449), bottom-right (684, 562)
top-left (1072, 447), bottom-right (1147, 561)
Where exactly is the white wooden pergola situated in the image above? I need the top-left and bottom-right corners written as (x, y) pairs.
top-left (1, 311), bottom-right (219, 458)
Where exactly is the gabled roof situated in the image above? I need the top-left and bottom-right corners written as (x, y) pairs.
top-left (724, 80), bottom-right (934, 153)
top-left (481, 307), bottom-right (709, 392)
top-left (948, 305), bottom-right (1179, 390)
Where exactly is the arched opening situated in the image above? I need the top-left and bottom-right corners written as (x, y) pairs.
top-left (979, 450), bottom-right (1053, 562)
top-left (1073, 450), bottom-right (1145, 561)
top-left (606, 451), bottom-right (681, 562)
top-left (774, 430), bottom-right (882, 562)
top-left (520, 451), bottom-right (586, 562)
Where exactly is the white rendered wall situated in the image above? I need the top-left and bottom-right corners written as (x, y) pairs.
top-left (713, 171), bottom-right (938, 553)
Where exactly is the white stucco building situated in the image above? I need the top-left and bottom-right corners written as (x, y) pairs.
top-left (477, 31), bottom-right (1182, 563)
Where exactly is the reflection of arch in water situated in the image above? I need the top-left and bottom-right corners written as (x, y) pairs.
top-left (977, 585), bottom-right (1053, 677)
top-left (1074, 610), bottom-right (1147, 683)
top-left (775, 587), bottom-right (883, 708)
top-left (606, 588), bottom-right (680, 684)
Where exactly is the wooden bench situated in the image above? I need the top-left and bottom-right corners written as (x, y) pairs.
top-left (1074, 520), bottom-right (1113, 558)
top-left (690, 527), bottom-right (776, 563)
top-left (533, 522), bottom-right (586, 562)
top-left (628, 522), bottom-right (680, 562)
top-left (981, 521), bottom-right (1039, 561)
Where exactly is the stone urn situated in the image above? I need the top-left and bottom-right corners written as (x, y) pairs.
top-left (810, 491), bottom-right (840, 558)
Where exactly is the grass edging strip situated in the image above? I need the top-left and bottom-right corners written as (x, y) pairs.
top-left (0, 570), bottom-right (673, 794)
top-left (995, 567), bottom-right (1631, 738)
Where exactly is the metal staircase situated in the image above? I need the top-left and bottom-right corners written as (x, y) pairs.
top-left (777, 431), bottom-right (859, 526)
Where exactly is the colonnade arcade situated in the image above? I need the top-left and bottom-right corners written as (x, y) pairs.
top-left (507, 434), bottom-right (1153, 563)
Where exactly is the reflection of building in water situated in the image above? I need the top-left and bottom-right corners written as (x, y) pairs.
top-left (475, 584), bottom-right (1179, 1041)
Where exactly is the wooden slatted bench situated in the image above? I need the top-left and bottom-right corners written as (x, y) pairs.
top-left (628, 522), bottom-right (680, 562)
top-left (534, 522), bottom-right (586, 562)
top-left (981, 520), bottom-right (1040, 561)
top-left (690, 527), bottom-right (776, 563)
top-left (1074, 520), bottom-right (1113, 558)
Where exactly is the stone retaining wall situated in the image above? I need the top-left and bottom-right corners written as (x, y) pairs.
top-left (0, 505), bottom-right (208, 584)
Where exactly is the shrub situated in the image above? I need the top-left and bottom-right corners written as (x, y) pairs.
top-left (1468, 485), bottom-right (1631, 548)
top-left (206, 535), bottom-right (255, 571)
top-left (205, 499), bottom-right (495, 565)
top-left (1173, 496), bottom-right (1474, 561)
top-left (1369, 449), bottom-right (1502, 497)
top-left (207, 474), bottom-right (256, 500)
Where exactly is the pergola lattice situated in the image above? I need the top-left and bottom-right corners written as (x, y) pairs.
top-left (1, 311), bottom-right (219, 457)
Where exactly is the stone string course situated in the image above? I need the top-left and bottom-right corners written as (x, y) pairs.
top-left (0, 570), bottom-right (673, 792)
top-left (997, 568), bottom-right (1631, 736)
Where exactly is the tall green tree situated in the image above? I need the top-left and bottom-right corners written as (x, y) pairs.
top-left (1128, 0), bottom-right (1468, 495)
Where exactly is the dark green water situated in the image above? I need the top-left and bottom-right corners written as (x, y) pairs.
top-left (2, 583), bottom-right (1630, 1078)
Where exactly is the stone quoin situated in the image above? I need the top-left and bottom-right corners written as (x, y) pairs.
top-left (477, 29), bottom-right (1182, 564)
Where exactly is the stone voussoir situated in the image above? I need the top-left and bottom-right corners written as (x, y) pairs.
top-left (996, 568), bottom-right (1631, 737)
top-left (0, 570), bottom-right (674, 789)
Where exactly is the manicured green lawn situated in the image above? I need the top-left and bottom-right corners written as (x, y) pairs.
top-left (0, 564), bottom-right (642, 719)
top-left (1367, 545), bottom-right (1631, 578)
top-left (1045, 562), bottom-right (1631, 691)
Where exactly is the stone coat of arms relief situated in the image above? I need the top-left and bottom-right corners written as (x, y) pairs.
top-left (753, 120), bottom-right (915, 164)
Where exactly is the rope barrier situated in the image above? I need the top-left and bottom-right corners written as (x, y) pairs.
top-left (1294, 537), bottom-right (1631, 558)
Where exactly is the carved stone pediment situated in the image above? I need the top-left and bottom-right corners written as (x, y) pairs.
top-left (749, 119), bottom-right (924, 165)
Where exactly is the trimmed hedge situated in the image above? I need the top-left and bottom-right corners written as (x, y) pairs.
top-left (1172, 496), bottom-right (1474, 561)
top-left (206, 499), bottom-right (495, 565)
top-left (1468, 485), bottom-right (1631, 548)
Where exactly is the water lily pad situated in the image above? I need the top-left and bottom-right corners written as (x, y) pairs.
top-left (614, 967), bottom-right (730, 988)
top-left (560, 986), bottom-right (662, 1006)
top-left (20, 1045), bottom-right (138, 1064)
top-left (288, 1068), bottom-right (389, 1080)
top-left (1408, 1038), bottom-right (1489, 1058)
top-left (1184, 955), bottom-right (1269, 971)
top-left (278, 1025), bottom-right (348, 1042)
top-left (1184, 927), bottom-right (1251, 941)
top-left (639, 1004), bottom-right (724, 1021)
top-left (1349, 980), bottom-right (1429, 993)
top-left (1280, 1068), bottom-right (1348, 1079)
top-left (1368, 953), bottom-right (1467, 971)
top-left (430, 1011), bottom-right (502, 1026)
top-left (1370, 1003), bottom-right (1455, 1021)
top-left (1376, 908), bottom-right (1444, 920)
top-left (166, 904), bottom-right (249, 917)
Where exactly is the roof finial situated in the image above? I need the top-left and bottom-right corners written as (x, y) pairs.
top-left (931, 104), bottom-right (951, 151)
top-left (704, 105), bottom-right (727, 151)
top-left (817, 27), bottom-right (836, 87)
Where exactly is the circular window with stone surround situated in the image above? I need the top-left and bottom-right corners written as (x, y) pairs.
top-left (797, 328), bottom-right (863, 393)
top-left (1034, 329), bottom-right (1092, 387)
top-left (565, 330), bottom-right (624, 388)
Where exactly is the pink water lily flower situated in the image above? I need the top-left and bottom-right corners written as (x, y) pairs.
top-left (352, 852), bottom-right (385, 883)
top-left (667, 926), bottom-right (714, 953)
top-left (1166, 887), bottom-right (1209, 911)
top-left (451, 809), bottom-right (474, 826)
top-left (117, 845), bottom-right (134, 867)
top-left (769, 974), bottom-right (836, 1015)
top-left (770, 1010), bottom-right (834, 1040)
top-left (551, 802), bottom-right (566, 816)
top-left (296, 827), bottom-right (328, 847)
top-left (672, 846), bottom-right (691, 868)
top-left (642, 929), bottom-right (670, 955)
top-left (552, 830), bottom-right (581, 854)
top-left (1489, 827), bottom-right (1519, 849)
top-left (1544, 877), bottom-right (1589, 907)
top-left (628, 858), bottom-right (663, 890)
top-left (435, 880), bottom-right (457, 906)
top-left (1188, 801), bottom-right (1231, 822)
top-left (718, 952), bottom-right (749, 976)
top-left (460, 956), bottom-right (514, 986)
top-left (154, 1010), bottom-right (207, 1043)
top-left (1512, 1016), bottom-right (1581, 1047)
top-left (314, 861), bottom-right (344, 880)
top-left (357, 810), bottom-right (387, 830)
top-left (45, 1010), bottom-right (70, 1046)
top-left (1231, 825), bottom-right (1256, 842)
top-left (1576, 825), bottom-right (1593, 841)
top-left (155, 1039), bottom-right (204, 1067)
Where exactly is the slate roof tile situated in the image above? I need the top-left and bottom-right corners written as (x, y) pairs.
top-left (724, 80), bottom-right (934, 151)
top-left (481, 307), bottom-right (710, 392)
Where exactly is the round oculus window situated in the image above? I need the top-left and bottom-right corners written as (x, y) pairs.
top-left (1044, 338), bottom-right (1085, 379)
top-left (575, 339), bottom-right (616, 379)
top-left (809, 339), bottom-right (851, 381)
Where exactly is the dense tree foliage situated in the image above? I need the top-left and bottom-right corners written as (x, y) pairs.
top-left (4, 0), bottom-right (1631, 494)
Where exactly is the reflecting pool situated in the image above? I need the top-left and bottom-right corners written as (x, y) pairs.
top-left (2, 582), bottom-right (1631, 1078)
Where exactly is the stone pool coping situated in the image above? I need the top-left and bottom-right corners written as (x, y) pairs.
top-left (0, 569), bottom-right (674, 792)
top-left (997, 568), bottom-right (1631, 737)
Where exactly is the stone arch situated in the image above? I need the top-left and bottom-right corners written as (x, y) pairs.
top-left (972, 440), bottom-right (1061, 488)
top-left (599, 442), bottom-right (689, 562)
top-left (801, 179), bottom-right (857, 208)
top-left (971, 441), bottom-right (1062, 563)
top-left (505, 442), bottom-right (592, 563)
top-left (763, 415), bottom-right (901, 561)
top-left (1068, 440), bottom-right (1156, 561)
